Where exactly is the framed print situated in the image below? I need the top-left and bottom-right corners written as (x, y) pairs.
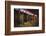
top-left (5, 1), bottom-right (45, 35)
